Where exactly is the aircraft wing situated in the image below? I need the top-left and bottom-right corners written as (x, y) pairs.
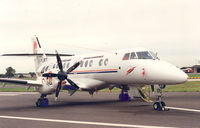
top-left (0, 78), bottom-right (42, 87)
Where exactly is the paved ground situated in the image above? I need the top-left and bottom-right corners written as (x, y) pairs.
top-left (0, 91), bottom-right (199, 128)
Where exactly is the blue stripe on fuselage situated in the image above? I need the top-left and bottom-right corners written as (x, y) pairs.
top-left (69, 70), bottom-right (118, 75)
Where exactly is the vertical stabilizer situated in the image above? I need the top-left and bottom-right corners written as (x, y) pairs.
top-left (32, 36), bottom-right (47, 72)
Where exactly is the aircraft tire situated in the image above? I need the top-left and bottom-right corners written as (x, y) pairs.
top-left (160, 101), bottom-right (166, 107)
top-left (36, 98), bottom-right (49, 107)
top-left (153, 102), bottom-right (161, 111)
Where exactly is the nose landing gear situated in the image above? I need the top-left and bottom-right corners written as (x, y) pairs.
top-left (36, 94), bottom-right (49, 107)
top-left (153, 86), bottom-right (169, 111)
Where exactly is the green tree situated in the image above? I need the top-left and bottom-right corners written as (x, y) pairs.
top-left (29, 72), bottom-right (36, 78)
top-left (5, 67), bottom-right (16, 78)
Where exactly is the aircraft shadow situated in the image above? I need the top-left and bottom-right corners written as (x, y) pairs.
top-left (0, 99), bottom-right (149, 111)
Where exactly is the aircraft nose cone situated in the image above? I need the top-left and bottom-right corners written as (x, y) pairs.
top-left (171, 69), bottom-right (188, 84)
top-left (145, 60), bottom-right (188, 85)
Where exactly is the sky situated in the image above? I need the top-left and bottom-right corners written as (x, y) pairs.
top-left (0, 0), bottom-right (200, 73)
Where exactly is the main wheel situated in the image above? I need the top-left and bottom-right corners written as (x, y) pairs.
top-left (160, 101), bottom-right (166, 107)
top-left (153, 102), bottom-right (161, 111)
top-left (36, 98), bottom-right (49, 107)
top-left (160, 101), bottom-right (169, 111)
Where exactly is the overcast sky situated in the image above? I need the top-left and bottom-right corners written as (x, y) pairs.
top-left (0, 0), bottom-right (200, 73)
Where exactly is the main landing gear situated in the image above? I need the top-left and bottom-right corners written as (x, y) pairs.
top-left (153, 86), bottom-right (169, 111)
top-left (36, 94), bottom-right (49, 107)
top-left (119, 85), bottom-right (131, 101)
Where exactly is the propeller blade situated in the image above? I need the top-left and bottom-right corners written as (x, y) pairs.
top-left (66, 62), bottom-right (80, 74)
top-left (55, 81), bottom-right (62, 98)
top-left (43, 73), bottom-right (58, 77)
top-left (66, 78), bottom-right (79, 89)
top-left (56, 51), bottom-right (63, 72)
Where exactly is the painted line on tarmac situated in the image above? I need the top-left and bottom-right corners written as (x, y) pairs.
top-left (0, 92), bottom-right (38, 96)
top-left (0, 115), bottom-right (176, 128)
top-left (167, 107), bottom-right (200, 113)
top-left (0, 94), bottom-right (20, 96)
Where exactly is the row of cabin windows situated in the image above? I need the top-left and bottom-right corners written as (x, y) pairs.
top-left (41, 58), bottom-right (109, 73)
top-left (80, 58), bottom-right (108, 67)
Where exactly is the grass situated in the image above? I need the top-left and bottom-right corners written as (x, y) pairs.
top-left (188, 74), bottom-right (200, 79)
top-left (0, 80), bottom-right (200, 92)
top-left (143, 81), bottom-right (200, 92)
top-left (163, 81), bottom-right (200, 92)
top-left (0, 88), bottom-right (35, 92)
top-left (99, 88), bottom-right (121, 93)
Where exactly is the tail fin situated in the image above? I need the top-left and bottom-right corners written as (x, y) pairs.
top-left (32, 36), bottom-right (47, 72)
top-left (32, 36), bottom-right (41, 54)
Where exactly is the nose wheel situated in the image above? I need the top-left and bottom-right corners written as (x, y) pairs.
top-left (153, 101), bottom-right (168, 111)
top-left (36, 94), bottom-right (49, 107)
top-left (153, 86), bottom-right (169, 111)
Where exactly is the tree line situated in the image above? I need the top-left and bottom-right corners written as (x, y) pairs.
top-left (0, 67), bottom-right (36, 78)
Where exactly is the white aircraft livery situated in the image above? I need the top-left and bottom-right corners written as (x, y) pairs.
top-left (0, 36), bottom-right (188, 111)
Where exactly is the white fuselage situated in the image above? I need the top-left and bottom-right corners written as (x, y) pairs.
top-left (35, 48), bottom-right (188, 95)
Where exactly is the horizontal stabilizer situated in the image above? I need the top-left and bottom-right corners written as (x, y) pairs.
top-left (2, 53), bottom-right (74, 56)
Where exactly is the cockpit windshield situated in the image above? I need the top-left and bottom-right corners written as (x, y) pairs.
top-left (136, 51), bottom-right (153, 59)
top-left (122, 51), bottom-right (159, 60)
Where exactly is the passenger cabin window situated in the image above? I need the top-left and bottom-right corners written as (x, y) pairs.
top-left (89, 60), bottom-right (93, 67)
top-left (85, 60), bottom-right (88, 67)
top-left (99, 59), bottom-right (103, 66)
top-left (63, 63), bottom-right (66, 69)
top-left (130, 52), bottom-right (137, 59)
top-left (104, 58), bottom-right (108, 66)
top-left (66, 63), bottom-right (70, 68)
top-left (137, 51), bottom-right (153, 59)
top-left (123, 53), bottom-right (130, 60)
top-left (41, 67), bottom-right (45, 73)
top-left (80, 61), bottom-right (84, 67)
top-left (45, 66), bottom-right (49, 72)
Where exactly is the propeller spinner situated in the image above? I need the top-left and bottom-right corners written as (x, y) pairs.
top-left (43, 51), bottom-right (80, 99)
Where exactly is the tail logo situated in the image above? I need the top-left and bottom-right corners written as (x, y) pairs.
top-left (33, 41), bottom-right (37, 53)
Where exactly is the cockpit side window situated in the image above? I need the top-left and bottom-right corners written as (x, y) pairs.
top-left (149, 51), bottom-right (159, 60)
top-left (123, 53), bottom-right (130, 60)
top-left (130, 52), bottom-right (137, 59)
top-left (137, 51), bottom-right (153, 59)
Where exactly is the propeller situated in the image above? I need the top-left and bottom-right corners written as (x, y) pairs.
top-left (42, 51), bottom-right (80, 99)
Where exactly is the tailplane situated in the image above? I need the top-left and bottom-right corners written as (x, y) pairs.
top-left (1, 35), bottom-right (74, 73)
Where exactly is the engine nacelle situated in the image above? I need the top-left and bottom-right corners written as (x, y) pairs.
top-left (37, 84), bottom-right (56, 95)
top-left (159, 84), bottom-right (166, 89)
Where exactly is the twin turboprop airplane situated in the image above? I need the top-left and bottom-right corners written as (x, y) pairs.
top-left (0, 36), bottom-right (188, 111)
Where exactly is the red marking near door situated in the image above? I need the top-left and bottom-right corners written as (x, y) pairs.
top-left (127, 67), bottom-right (136, 75)
top-left (142, 68), bottom-right (146, 77)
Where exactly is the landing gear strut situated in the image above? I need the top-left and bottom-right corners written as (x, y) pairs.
top-left (153, 86), bottom-right (169, 111)
top-left (36, 94), bottom-right (49, 107)
top-left (119, 85), bottom-right (131, 101)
